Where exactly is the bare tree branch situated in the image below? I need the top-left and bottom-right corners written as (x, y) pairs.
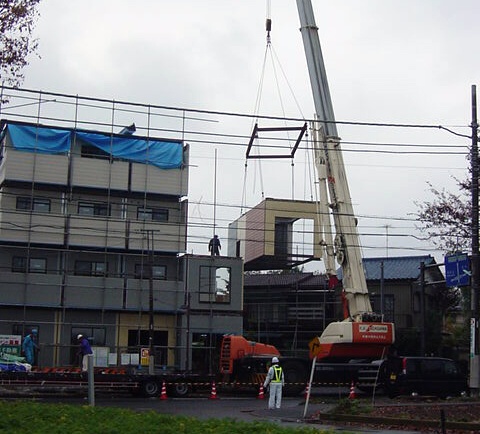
top-left (0, 0), bottom-right (41, 91)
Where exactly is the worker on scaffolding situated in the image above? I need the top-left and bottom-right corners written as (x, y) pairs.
top-left (22, 330), bottom-right (39, 366)
top-left (208, 235), bottom-right (221, 256)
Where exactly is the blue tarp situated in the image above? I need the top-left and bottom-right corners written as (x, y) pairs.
top-left (0, 362), bottom-right (28, 372)
top-left (8, 124), bottom-right (71, 154)
top-left (6, 124), bottom-right (183, 169)
top-left (76, 131), bottom-right (182, 169)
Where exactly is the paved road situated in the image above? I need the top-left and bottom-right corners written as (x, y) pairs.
top-left (29, 392), bottom-right (419, 434)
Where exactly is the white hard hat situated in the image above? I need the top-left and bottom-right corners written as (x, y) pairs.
top-left (77, 334), bottom-right (83, 340)
top-left (272, 356), bottom-right (279, 364)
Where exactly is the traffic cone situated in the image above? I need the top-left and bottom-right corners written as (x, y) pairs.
top-left (257, 384), bottom-right (265, 399)
top-left (160, 380), bottom-right (168, 400)
top-left (209, 381), bottom-right (218, 399)
top-left (348, 381), bottom-right (356, 400)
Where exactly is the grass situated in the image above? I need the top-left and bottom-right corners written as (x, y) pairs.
top-left (0, 400), bottom-right (344, 434)
top-left (328, 398), bottom-right (373, 416)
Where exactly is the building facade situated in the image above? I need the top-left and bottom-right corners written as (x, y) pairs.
top-left (243, 272), bottom-right (331, 358)
top-left (243, 255), bottom-right (450, 358)
top-left (0, 107), bottom-right (243, 373)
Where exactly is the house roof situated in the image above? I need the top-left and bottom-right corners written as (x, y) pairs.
top-left (243, 272), bottom-right (328, 288)
top-left (337, 255), bottom-right (437, 281)
top-left (244, 255), bottom-right (442, 287)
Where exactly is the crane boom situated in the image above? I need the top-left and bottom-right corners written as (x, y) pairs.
top-left (296, 0), bottom-right (394, 360)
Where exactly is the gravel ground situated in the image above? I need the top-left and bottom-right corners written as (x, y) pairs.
top-left (369, 401), bottom-right (480, 423)
top-left (324, 400), bottom-right (480, 434)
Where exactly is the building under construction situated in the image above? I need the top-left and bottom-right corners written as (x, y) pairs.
top-left (0, 87), bottom-right (243, 373)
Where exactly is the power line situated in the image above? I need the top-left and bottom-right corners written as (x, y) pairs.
top-left (1, 85), bottom-right (473, 140)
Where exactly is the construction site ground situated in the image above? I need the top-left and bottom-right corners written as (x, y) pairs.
top-left (307, 394), bottom-right (480, 433)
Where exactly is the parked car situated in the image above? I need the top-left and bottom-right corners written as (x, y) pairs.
top-left (380, 356), bottom-right (468, 398)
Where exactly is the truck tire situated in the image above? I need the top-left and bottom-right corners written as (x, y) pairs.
top-left (282, 361), bottom-right (309, 396)
top-left (168, 382), bottom-right (190, 397)
top-left (140, 380), bottom-right (161, 397)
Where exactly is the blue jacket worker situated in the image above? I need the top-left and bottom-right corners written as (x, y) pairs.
top-left (22, 330), bottom-right (39, 365)
top-left (77, 334), bottom-right (93, 371)
top-left (263, 356), bottom-right (284, 409)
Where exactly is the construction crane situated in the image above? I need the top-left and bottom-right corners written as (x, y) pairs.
top-left (296, 0), bottom-right (395, 361)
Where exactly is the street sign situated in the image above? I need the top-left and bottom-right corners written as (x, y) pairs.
top-left (308, 337), bottom-right (321, 358)
top-left (444, 253), bottom-right (470, 287)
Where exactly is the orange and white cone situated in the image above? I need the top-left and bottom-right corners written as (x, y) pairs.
top-left (257, 384), bottom-right (265, 399)
top-left (209, 381), bottom-right (218, 399)
top-left (348, 381), bottom-right (356, 400)
top-left (160, 380), bottom-right (168, 400)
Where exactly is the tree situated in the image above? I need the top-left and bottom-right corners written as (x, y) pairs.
top-left (415, 178), bottom-right (471, 253)
top-left (0, 0), bottom-right (41, 89)
top-left (416, 178), bottom-right (472, 358)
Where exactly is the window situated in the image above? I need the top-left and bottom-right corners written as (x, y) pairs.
top-left (413, 292), bottom-right (421, 313)
top-left (199, 266), bottom-right (231, 304)
top-left (0, 138), bottom-right (4, 164)
top-left (75, 260), bottom-right (107, 276)
top-left (134, 264), bottom-right (167, 280)
top-left (12, 257), bottom-right (47, 273)
top-left (71, 327), bottom-right (106, 346)
top-left (191, 333), bottom-right (224, 374)
top-left (127, 329), bottom-right (168, 366)
top-left (16, 197), bottom-right (51, 213)
top-left (78, 202), bottom-right (110, 216)
top-left (12, 324), bottom-right (39, 337)
top-left (137, 207), bottom-right (168, 222)
top-left (80, 144), bottom-right (109, 160)
top-left (370, 294), bottom-right (394, 323)
top-left (12, 257), bottom-right (26, 272)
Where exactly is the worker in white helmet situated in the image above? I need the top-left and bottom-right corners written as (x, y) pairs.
top-left (76, 334), bottom-right (93, 372)
top-left (263, 356), bottom-right (284, 409)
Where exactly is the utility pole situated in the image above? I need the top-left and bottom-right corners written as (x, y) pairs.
top-left (420, 262), bottom-right (426, 356)
top-left (148, 229), bottom-right (155, 375)
top-left (380, 260), bottom-right (385, 316)
top-left (139, 229), bottom-right (158, 375)
top-left (470, 84), bottom-right (480, 395)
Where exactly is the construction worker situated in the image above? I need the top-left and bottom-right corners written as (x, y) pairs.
top-left (76, 334), bottom-right (93, 371)
top-left (263, 356), bottom-right (284, 409)
top-left (208, 235), bottom-right (221, 256)
top-left (22, 330), bottom-right (39, 365)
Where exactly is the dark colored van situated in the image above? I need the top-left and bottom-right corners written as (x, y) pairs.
top-left (381, 356), bottom-right (468, 398)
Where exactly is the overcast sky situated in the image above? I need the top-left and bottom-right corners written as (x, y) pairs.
top-left (17, 0), bottom-right (480, 269)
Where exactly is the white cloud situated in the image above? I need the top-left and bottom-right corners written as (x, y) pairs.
top-left (18, 0), bottom-right (480, 263)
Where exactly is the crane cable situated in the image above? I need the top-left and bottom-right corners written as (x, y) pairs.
top-left (242, 7), bottom-right (271, 214)
top-left (242, 1), bottom-right (307, 213)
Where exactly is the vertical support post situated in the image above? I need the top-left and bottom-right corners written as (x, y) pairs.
top-left (147, 229), bottom-right (155, 375)
top-left (87, 353), bottom-right (95, 406)
top-left (380, 260), bottom-right (385, 316)
top-left (470, 84), bottom-right (480, 395)
top-left (213, 149), bottom-right (217, 237)
top-left (420, 261), bottom-right (426, 356)
top-left (440, 409), bottom-right (446, 434)
top-left (303, 356), bottom-right (316, 419)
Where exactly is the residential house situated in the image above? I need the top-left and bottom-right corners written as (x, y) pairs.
top-left (243, 255), bottom-right (448, 357)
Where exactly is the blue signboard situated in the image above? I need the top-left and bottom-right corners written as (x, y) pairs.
top-left (444, 253), bottom-right (470, 287)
